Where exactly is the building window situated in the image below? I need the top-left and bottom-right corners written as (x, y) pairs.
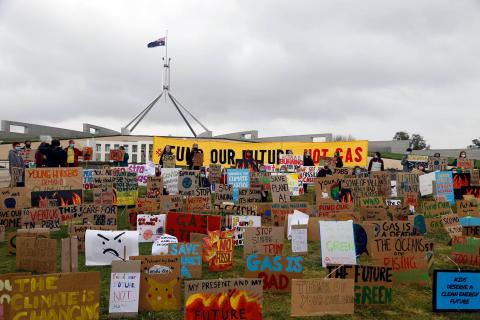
top-left (114, 144), bottom-right (119, 149)
top-left (105, 144), bottom-right (111, 152)
top-left (95, 153), bottom-right (102, 161)
top-left (141, 144), bottom-right (146, 163)
top-left (132, 145), bottom-right (138, 153)
top-left (105, 153), bottom-right (110, 161)
top-left (132, 154), bottom-right (138, 163)
top-left (123, 144), bottom-right (129, 152)
top-left (95, 144), bottom-right (102, 152)
top-left (149, 144), bottom-right (153, 161)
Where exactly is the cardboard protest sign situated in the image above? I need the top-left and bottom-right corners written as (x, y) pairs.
top-left (137, 214), bottom-right (165, 243)
top-left (403, 192), bottom-right (419, 207)
top-left (85, 230), bottom-right (139, 266)
top-left (360, 207), bottom-right (388, 221)
top-left (359, 196), bottom-right (384, 208)
top-left (227, 169), bottom-right (250, 202)
top-left (441, 213), bottom-right (463, 238)
top-left (92, 170), bottom-right (115, 205)
top-left (82, 204), bottom-right (117, 226)
top-left (317, 199), bottom-right (355, 220)
top-left (298, 166), bottom-right (321, 184)
top-left (0, 225), bottom-right (4, 242)
top-left (463, 226), bottom-right (480, 238)
top-left (433, 270), bottom-right (480, 312)
top-left (186, 196), bottom-right (212, 212)
top-left (151, 234), bottom-right (178, 255)
top-left (0, 272), bottom-right (31, 319)
top-left (129, 255), bottom-right (181, 311)
top-left (178, 170), bottom-right (200, 196)
top-left (419, 171), bottom-right (436, 196)
top-left (109, 260), bottom-right (142, 317)
top-left (291, 224), bottom-right (308, 255)
top-left (146, 176), bottom-right (163, 198)
top-left (165, 212), bottom-right (221, 242)
top-left (290, 278), bottom-right (354, 316)
top-left (25, 167), bottom-right (83, 207)
top-left (68, 224), bottom-right (117, 252)
top-left (245, 254), bottom-right (303, 292)
top-left (460, 186), bottom-right (480, 199)
top-left (0, 187), bottom-right (29, 209)
top-left (114, 171), bottom-right (138, 206)
top-left (287, 210), bottom-right (309, 240)
top-left (271, 202), bottom-right (309, 226)
top-left (314, 176), bottom-right (340, 201)
top-left (417, 200), bottom-right (452, 233)
top-left (9, 272), bottom-right (100, 320)
top-left (203, 230), bottom-right (234, 271)
top-left (319, 220), bottom-right (357, 267)
top-left (457, 158), bottom-right (474, 169)
top-left (184, 278), bottom-right (263, 320)
top-left (226, 215), bottom-right (261, 246)
top-left (19, 148), bottom-right (35, 166)
top-left (271, 174), bottom-right (290, 202)
top-left (279, 154), bottom-right (303, 172)
top-left (21, 207), bottom-right (61, 230)
top-left (82, 146), bottom-right (93, 160)
top-left (61, 236), bottom-right (78, 273)
top-left (6, 228), bottom-right (50, 256)
top-left (0, 209), bottom-right (23, 228)
top-left (161, 168), bottom-right (180, 195)
top-left (396, 173), bottom-right (420, 197)
top-left (110, 149), bottom-right (125, 161)
top-left (207, 163), bottom-right (222, 183)
top-left (16, 237), bottom-right (57, 273)
top-left (237, 187), bottom-right (262, 204)
top-left (340, 176), bottom-right (391, 203)
top-left (451, 236), bottom-right (480, 267)
top-left (326, 264), bottom-right (393, 305)
top-left (161, 195), bottom-right (183, 212)
top-left (214, 203), bottom-right (258, 216)
top-left (243, 226), bottom-right (284, 258)
top-left (214, 184), bottom-right (234, 204)
top-left (428, 156), bottom-right (448, 172)
top-left (169, 242), bottom-right (202, 279)
top-left (435, 171), bottom-right (454, 205)
top-left (162, 154), bottom-right (176, 168)
top-left (83, 169), bottom-right (95, 190)
top-left (286, 172), bottom-right (303, 196)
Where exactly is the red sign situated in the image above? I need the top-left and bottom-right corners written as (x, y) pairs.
top-left (166, 212), bottom-right (221, 242)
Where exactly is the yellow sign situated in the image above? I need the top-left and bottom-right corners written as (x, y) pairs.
top-left (153, 137), bottom-right (368, 167)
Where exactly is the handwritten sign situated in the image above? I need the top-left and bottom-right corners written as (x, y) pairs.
top-left (110, 149), bottom-right (125, 161)
top-left (226, 215), bottom-right (261, 246)
top-left (451, 236), bottom-right (480, 267)
top-left (433, 270), bottom-right (480, 312)
top-left (291, 224), bottom-right (308, 255)
top-left (271, 174), bottom-right (290, 202)
top-left (108, 260), bottom-right (141, 317)
top-left (168, 242), bottom-right (202, 279)
top-left (243, 226), bottom-right (284, 258)
top-left (165, 212), bottom-right (221, 242)
top-left (203, 230), bottom-right (234, 271)
top-left (319, 220), bottom-right (356, 267)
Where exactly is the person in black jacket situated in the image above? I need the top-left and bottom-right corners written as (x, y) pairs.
top-left (316, 165), bottom-right (332, 177)
top-left (303, 150), bottom-right (315, 193)
top-left (334, 151), bottom-right (343, 168)
top-left (159, 145), bottom-right (174, 167)
top-left (41, 139), bottom-right (67, 167)
top-left (186, 144), bottom-right (203, 170)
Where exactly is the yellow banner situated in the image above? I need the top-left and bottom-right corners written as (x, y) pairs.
top-left (153, 137), bottom-right (368, 167)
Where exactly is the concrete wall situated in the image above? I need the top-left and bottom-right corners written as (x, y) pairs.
top-left (369, 140), bottom-right (411, 154)
top-left (256, 133), bottom-right (332, 142)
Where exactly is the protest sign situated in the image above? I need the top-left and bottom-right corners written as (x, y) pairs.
top-left (19, 148), bottom-right (35, 166)
top-left (161, 168), bottom-right (181, 195)
top-left (290, 278), bottom-right (354, 316)
top-left (227, 169), bottom-right (250, 202)
top-left (314, 176), bottom-right (341, 201)
top-left (340, 176), bottom-right (391, 203)
top-left (279, 154), bottom-right (303, 172)
top-left (130, 255), bottom-right (181, 311)
top-left (85, 230), bottom-right (139, 266)
top-left (291, 224), bottom-right (308, 255)
top-left (153, 136), bottom-right (369, 167)
top-left (0, 187), bottom-right (29, 209)
top-left (151, 234), bottom-right (178, 255)
top-left (207, 163), bottom-right (222, 183)
top-left (326, 264), bottom-right (393, 305)
top-left (114, 171), bottom-right (138, 206)
top-left (161, 195), bottom-right (183, 212)
top-left (451, 236), bottom-right (480, 267)
top-left (21, 207), bottom-right (61, 230)
top-left (419, 171), bottom-right (436, 196)
top-left (460, 186), bottom-right (480, 199)
top-left (298, 166), bottom-right (320, 184)
top-left (406, 154), bottom-right (429, 170)
top-left (203, 230), bottom-right (234, 271)
top-left (6, 228), bottom-right (50, 256)
top-left (109, 260), bottom-right (142, 317)
top-left (404, 192), bottom-right (419, 207)
top-left (9, 272), bottom-right (100, 320)
top-left (435, 171), bottom-right (454, 205)
top-left (286, 172), bottom-right (303, 196)
top-left (463, 226), bottom-right (480, 238)
top-left (146, 176), bottom-right (163, 198)
top-left (441, 213), bottom-right (463, 238)
top-left (83, 146), bottom-right (93, 160)
top-left (0, 209), bottom-right (22, 228)
top-left (319, 220), bottom-right (356, 267)
top-left (162, 154), bottom-right (176, 168)
top-left (428, 156), bottom-right (448, 172)
top-left (165, 212), bottom-right (221, 242)
top-left (226, 215), bottom-right (261, 246)
top-left (271, 174), bottom-right (290, 202)
top-left (417, 200), bottom-right (452, 233)
top-left (16, 237), bottom-right (57, 273)
top-left (61, 236), bottom-right (78, 273)
top-left (93, 171), bottom-right (115, 205)
top-left (360, 207), bottom-right (389, 221)
top-left (25, 167), bottom-right (83, 207)
top-left (243, 226), bottom-right (284, 258)
top-left (0, 225), bottom-right (4, 242)
top-left (457, 158), bottom-right (474, 169)
top-left (137, 214), bottom-right (165, 242)
top-left (214, 203), bottom-right (258, 216)
top-left (110, 149), bottom-right (125, 161)
top-left (318, 199), bottom-right (355, 219)
top-left (82, 204), bottom-right (117, 226)
top-left (214, 184), bottom-right (234, 204)
top-left (287, 210), bottom-right (309, 240)
top-left (359, 196), bottom-right (384, 208)
top-left (396, 173), bottom-right (420, 197)
top-left (186, 196), bottom-right (212, 212)
top-left (184, 278), bottom-right (263, 320)
top-left (245, 254), bottom-right (303, 292)
top-left (178, 170), bottom-right (199, 196)
top-left (237, 187), bottom-right (262, 204)
top-left (271, 202), bottom-right (309, 226)
top-left (168, 242), bottom-right (202, 279)
top-left (83, 169), bottom-right (95, 190)
top-left (433, 270), bottom-right (480, 312)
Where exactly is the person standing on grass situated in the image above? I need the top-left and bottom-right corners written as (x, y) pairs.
top-left (368, 152), bottom-right (385, 173)
top-left (8, 142), bottom-right (24, 187)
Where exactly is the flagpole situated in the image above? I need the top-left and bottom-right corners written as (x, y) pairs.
top-left (164, 29), bottom-right (168, 102)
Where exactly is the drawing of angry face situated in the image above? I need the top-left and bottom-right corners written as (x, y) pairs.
top-left (85, 230), bottom-right (139, 266)
top-left (97, 231), bottom-right (126, 258)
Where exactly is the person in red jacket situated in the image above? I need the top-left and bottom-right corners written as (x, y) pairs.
top-left (368, 152), bottom-right (385, 173)
top-left (64, 139), bottom-right (82, 167)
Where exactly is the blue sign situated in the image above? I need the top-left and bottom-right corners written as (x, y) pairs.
top-left (227, 169), bottom-right (250, 203)
top-left (435, 171), bottom-right (454, 205)
top-left (433, 270), bottom-right (480, 312)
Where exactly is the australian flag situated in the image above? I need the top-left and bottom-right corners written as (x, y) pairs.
top-left (147, 37), bottom-right (166, 48)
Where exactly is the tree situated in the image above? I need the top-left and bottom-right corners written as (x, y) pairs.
top-left (411, 134), bottom-right (427, 150)
top-left (393, 131), bottom-right (410, 140)
top-left (468, 138), bottom-right (480, 149)
top-left (333, 134), bottom-right (356, 142)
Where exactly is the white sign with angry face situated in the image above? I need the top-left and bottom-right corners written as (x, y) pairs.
top-left (85, 230), bottom-right (139, 266)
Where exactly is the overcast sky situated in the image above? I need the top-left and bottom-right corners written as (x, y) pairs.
top-left (1, 0), bottom-right (479, 148)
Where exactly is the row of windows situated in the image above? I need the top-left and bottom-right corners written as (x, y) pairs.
top-left (93, 143), bottom-right (153, 163)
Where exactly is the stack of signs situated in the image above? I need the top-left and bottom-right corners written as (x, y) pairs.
top-left (146, 176), bottom-right (163, 198)
top-left (435, 171), bottom-right (454, 205)
top-left (184, 278), bottom-right (263, 320)
top-left (208, 163), bottom-right (222, 184)
top-left (130, 255), bottom-right (181, 311)
top-left (327, 264), bottom-right (393, 305)
top-left (279, 154), bottom-right (303, 172)
top-left (114, 171), bottom-right (138, 206)
top-left (428, 156), bottom-right (448, 172)
top-left (8, 272), bottom-right (100, 320)
top-left (451, 236), bottom-right (480, 267)
top-left (319, 220), bottom-right (357, 267)
top-left (25, 167), bottom-right (83, 207)
top-left (137, 214), bottom-right (165, 242)
top-left (245, 254), bottom-right (303, 292)
top-left (433, 270), bottom-right (480, 312)
top-left (290, 278), bottom-right (354, 316)
top-left (93, 169), bottom-right (114, 205)
top-left (16, 237), bottom-right (57, 273)
top-left (168, 242), bottom-right (202, 279)
top-left (418, 201), bottom-right (451, 233)
top-left (203, 230), bottom-right (234, 271)
top-left (457, 158), bottom-right (475, 170)
top-left (271, 174), bottom-right (290, 202)
top-left (178, 170), bottom-right (199, 196)
top-left (396, 173), bottom-right (420, 198)
top-left (226, 215), bottom-right (261, 246)
top-left (243, 226), bottom-right (284, 258)
top-left (227, 169), bottom-right (250, 202)
top-left (109, 260), bottom-right (142, 317)
top-left (161, 168), bottom-right (181, 195)
top-left (85, 230), bottom-right (139, 266)
top-left (165, 212), bottom-right (221, 242)
top-left (214, 184), bottom-right (234, 204)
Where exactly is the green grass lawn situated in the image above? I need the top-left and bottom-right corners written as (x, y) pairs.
top-left (1, 191), bottom-right (479, 319)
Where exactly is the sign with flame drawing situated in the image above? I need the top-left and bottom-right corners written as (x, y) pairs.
top-left (203, 230), bottom-right (234, 272)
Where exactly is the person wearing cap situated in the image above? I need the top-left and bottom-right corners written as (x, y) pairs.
top-left (64, 139), bottom-right (82, 167)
